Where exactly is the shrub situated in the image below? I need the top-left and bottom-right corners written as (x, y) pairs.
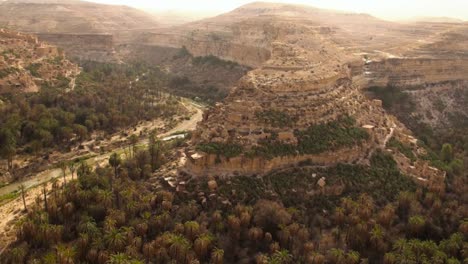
top-left (196, 142), bottom-right (243, 158)
top-left (256, 110), bottom-right (295, 127)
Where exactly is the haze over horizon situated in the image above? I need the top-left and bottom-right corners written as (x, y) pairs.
top-left (88, 0), bottom-right (468, 21)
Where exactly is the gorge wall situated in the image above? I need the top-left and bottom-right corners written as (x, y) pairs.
top-left (37, 33), bottom-right (118, 62)
top-left (172, 3), bottom-right (460, 189)
top-left (0, 29), bottom-right (80, 94)
top-left (362, 58), bottom-right (468, 88)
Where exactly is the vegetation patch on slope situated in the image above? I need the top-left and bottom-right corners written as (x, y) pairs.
top-left (386, 137), bottom-right (416, 161)
top-left (255, 110), bottom-right (296, 128)
top-left (245, 116), bottom-right (369, 159)
top-left (196, 142), bottom-right (244, 158)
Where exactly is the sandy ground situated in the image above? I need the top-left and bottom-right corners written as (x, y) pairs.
top-left (0, 99), bottom-right (203, 254)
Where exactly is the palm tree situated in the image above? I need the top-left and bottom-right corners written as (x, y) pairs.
top-left (377, 205), bottom-right (395, 227)
top-left (255, 253), bottom-right (269, 264)
top-left (370, 225), bottom-right (386, 252)
top-left (333, 207), bottom-right (345, 226)
top-left (19, 184), bottom-right (27, 211)
top-left (142, 242), bottom-right (155, 260)
top-left (51, 177), bottom-right (60, 201)
top-left (307, 252), bottom-right (325, 264)
top-left (129, 135), bottom-right (138, 158)
top-left (107, 253), bottom-right (142, 264)
top-left (210, 248), bottom-right (224, 264)
top-left (278, 226), bottom-right (291, 248)
top-left (168, 233), bottom-right (191, 263)
top-left (328, 248), bottom-right (345, 264)
top-left (105, 229), bottom-right (127, 252)
top-left (68, 161), bottom-right (76, 181)
top-left (269, 242), bottom-right (280, 254)
top-left (194, 233), bottom-right (214, 259)
top-left (109, 153), bottom-right (121, 179)
top-left (98, 190), bottom-right (114, 210)
top-left (42, 183), bottom-right (48, 212)
top-left (240, 211), bottom-right (251, 227)
top-left (248, 227), bottom-right (264, 243)
top-left (227, 215), bottom-right (241, 240)
top-left (382, 253), bottom-right (397, 264)
top-left (346, 251), bottom-right (360, 264)
top-left (270, 249), bottom-right (292, 264)
top-left (42, 252), bottom-right (57, 264)
top-left (56, 244), bottom-right (76, 264)
top-left (408, 215), bottom-right (426, 237)
top-left (357, 194), bottom-right (374, 220)
top-left (184, 221), bottom-right (200, 240)
top-left (6, 245), bottom-right (27, 264)
top-left (59, 161), bottom-right (67, 186)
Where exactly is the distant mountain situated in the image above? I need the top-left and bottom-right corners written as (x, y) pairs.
top-left (406, 16), bottom-right (465, 23)
top-left (0, 0), bottom-right (158, 33)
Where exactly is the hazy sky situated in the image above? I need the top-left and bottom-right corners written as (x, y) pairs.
top-left (90, 0), bottom-right (468, 21)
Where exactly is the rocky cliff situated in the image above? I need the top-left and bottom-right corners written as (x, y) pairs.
top-left (158, 3), bottom-right (465, 192)
top-left (37, 33), bottom-right (118, 62)
top-left (0, 0), bottom-right (159, 62)
top-left (0, 29), bottom-right (80, 94)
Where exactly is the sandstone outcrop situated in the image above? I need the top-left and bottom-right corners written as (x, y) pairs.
top-left (0, 29), bottom-right (80, 93)
top-left (171, 3), bottom-right (462, 189)
top-left (0, 0), bottom-right (159, 62)
top-left (37, 33), bottom-right (118, 62)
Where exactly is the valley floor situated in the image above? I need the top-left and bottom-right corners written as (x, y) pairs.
top-left (0, 99), bottom-right (203, 254)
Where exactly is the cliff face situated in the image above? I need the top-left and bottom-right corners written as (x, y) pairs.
top-left (0, 0), bottom-right (159, 62)
top-left (37, 33), bottom-right (118, 62)
top-left (144, 18), bottom-right (276, 67)
top-left (363, 58), bottom-right (468, 88)
top-left (0, 29), bottom-right (80, 94)
top-left (172, 3), bottom-right (463, 189)
top-left (0, 0), bottom-right (158, 34)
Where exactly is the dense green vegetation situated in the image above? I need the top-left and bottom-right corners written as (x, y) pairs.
top-left (3, 140), bottom-right (466, 263)
top-left (25, 63), bottom-right (42, 77)
top-left (296, 116), bottom-right (369, 155)
top-left (256, 110), bottom-right (296, 128)
top-left (367, 86), bottom-right (414, 110)
top-left (167, 48), bottom-right (249, 104)
top-left (0, 62), bottom-right (184, 171)
top-left (386, 137), bottom-right (416, 161)
top-left (196, 142), bottom-right (244, 159)
top-left (168, 76), bottom-right (229, 104)
top-left (0, 66), bottom-right (19, 78)
top-left (192, 55), bottom-right (240, 69)
top-left (246, 116), bottom-right (369, 159)
top-left (368, 85), bottom-right (468, 160)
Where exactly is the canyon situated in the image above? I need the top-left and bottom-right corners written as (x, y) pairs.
top-left (158, 3), bottom-right (466, 190)
top-left (0, 0), bottom-right (159, 62)
top-left (1, 1), bottom-right (466, 187)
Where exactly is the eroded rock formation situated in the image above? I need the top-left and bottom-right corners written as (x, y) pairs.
top-left (167, 3), bottom-right (460, 189)
top-left (0, 29), bottom-right (80, 93)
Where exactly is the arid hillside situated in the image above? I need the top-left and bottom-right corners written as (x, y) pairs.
top-left (0, 0), bottom-right (159, 62)
top-left (0, 28), bottom-right (80, 94)
top-left (158, 2), bottom-right (468, 189)
top-left (142, 2), bottom-right (466, 66)
top-left (0, 0), bottom-right (158, 34)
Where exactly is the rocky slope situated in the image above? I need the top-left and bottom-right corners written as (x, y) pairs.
top-left (0, 0), bottom-right (158, 34)
top-left (0, 0), bottom-right (159, 62)
top-left (174, 3), bottom-right (456, 191)
top-left (143, 2), bottom-right (464, 66)
top-left (0, 28), bottom-right (80, 94)
top-left (119, 45), bottom-right (250, 103)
